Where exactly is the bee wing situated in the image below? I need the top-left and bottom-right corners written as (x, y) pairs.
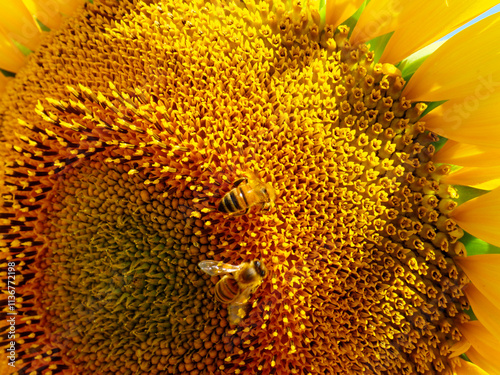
top-left (198, 260), bottom-right (243, 276)
top-left (227, 287), bottom-right (255, 325)
top-left (245, 171), bottom-right (273, 200)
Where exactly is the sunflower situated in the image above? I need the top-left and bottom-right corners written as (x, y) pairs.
top-left (1, 0), bottom-right (500, 374)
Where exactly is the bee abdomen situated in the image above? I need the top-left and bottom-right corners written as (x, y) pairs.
top-left (215, 276), bottom-right (240, 304)
top-left (218, 188), bottom-right (247, 213)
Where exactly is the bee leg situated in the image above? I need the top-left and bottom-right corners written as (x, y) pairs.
top-left (261, 202), bottom-right (272, 212)
top-left (230, 209), bottom-right (248, 217)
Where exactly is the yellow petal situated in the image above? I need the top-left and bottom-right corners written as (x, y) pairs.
top-left (455, 254), bottom-right (500, 312)
top-left (467, 347), bottom-right (500, 375)
top-left (50, 0), bottom-right (85, 16)
top-left (434, 141), bottom-right (500, 167)
top-left (423, 89), bottom-right (500, 148)
top-left (451, 188), bottom-right (500, 248)
top-left (0, 26), bottom-right (27, 73)
top-left (350, 0), bottom-right (409, 45)
top-left (453, 358), bottom-right (490, 375)
top-left (444, 166), bottom-right (500, 190)
top-left (350, 0), bottom-right (497, 53)
top-left (379, 1), bottom-right (500, 64)
top-left (458, 320), bottom-right (500, 374)
top-left (22, 0), bottom-right (63, 30)
top-left (450, 335), bottom-right (472, 359)
top-left (325, 0), bottom-right (365, 29)
top-left (0, 74), bottom-right (11, 95)
top-left (0, 0), bottom-right (41, 51)
top-left (464, 283), bottom-right (500, 343)
top-left (403, 12), bottom-right (500, 102)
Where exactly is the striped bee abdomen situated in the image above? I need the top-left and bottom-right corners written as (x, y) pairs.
top-left (218, 186), bottom-right (247, 213)
top-left (218, 173), bottom-right (275, 216)
top-left (214, 275), bottom-right (240, 304)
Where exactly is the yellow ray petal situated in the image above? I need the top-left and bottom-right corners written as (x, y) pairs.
top-left (450, 335), bottom-right (472, 359)
top-left (0, 26), bottom-right (27, 73)
top-left (444, 166), bottom-right (500, 190)
top-left (464, 283), bottom-right (500, 342)
top-left (50, 0), bottom-right (85, 16)
top-left (455, 254), bottom-right (500, 312)
top-left (379, 1), bottom-right (500, 64)
top-left (0, 74), bottom-right (11, 95)
top-left (467, 347), bottom-right (500, 375)
top-left (453, 358), bottom-right (490, 375)
top-left (22, 0), bottom-right (63, 30)
top-left (0, 0), bottom-right (41, 51)
top-left (451, 188), bottom-right (500, 248)
top-left (350, 0), bottom-right (409, 45)
top-left (434, 141), bottom-right (500, 167)
top-left (350, 0), bottom-right (497, 51)
top-left (423, 89), bottom-right (500, 148)
top-left (325, 0), bottom-right (365, 29)
top-left (403, 12), bottom-right (500, 102)
top-left (458, 320), bottom-right (500, 374)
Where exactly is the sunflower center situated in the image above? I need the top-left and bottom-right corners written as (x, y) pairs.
top-left (1, 1), bottom-right (471, 374)
top-left (39, 160), bottom-right (232, 373)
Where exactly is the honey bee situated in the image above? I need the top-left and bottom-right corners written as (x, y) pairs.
top-left (198, 260), bottom-right (268, 325)
top-left (218, 171), bottom-right (276, 215)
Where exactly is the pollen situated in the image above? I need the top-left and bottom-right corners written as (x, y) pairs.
top-left (0, 0), bottom-right (470, 374)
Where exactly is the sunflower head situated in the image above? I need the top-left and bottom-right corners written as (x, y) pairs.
top-left (1, 1), bottom-right (500, 375)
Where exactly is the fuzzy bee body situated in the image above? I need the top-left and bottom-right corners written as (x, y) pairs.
top-left (214, 275), bottom-right (240, 305)
top-left (198, 260), bottom-right (268, 325)
top-left (218, 172), bottom-right (275, 215)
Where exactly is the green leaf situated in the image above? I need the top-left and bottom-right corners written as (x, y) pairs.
top-left (36, 19), bottom-right (50, 32)
top-left (420, 100), bottom-right (446, 118)
top-left (461, 231), bottom-right (500, 256)
top-left (0, 69), bottom-right (15, 78)
top-left (12, 40), bottom-right (31, 56)
top-left (431, 135), bottom-right (448, 152)
top-left (464, 306), bottom-right (477, 321)
top-left (398, 40), bottom-right (445, 82)
top-left (454, 185), bottom-right (489, 205)
top-left (342, 0), bottom-right (370, 34)
top-left (319, 0), bottom-right (327, 23)
top-left (366, 32), bottom-right (393, 63)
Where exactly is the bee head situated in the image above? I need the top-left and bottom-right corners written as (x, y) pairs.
top-left (254, 260), bottom-right (268, 277)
